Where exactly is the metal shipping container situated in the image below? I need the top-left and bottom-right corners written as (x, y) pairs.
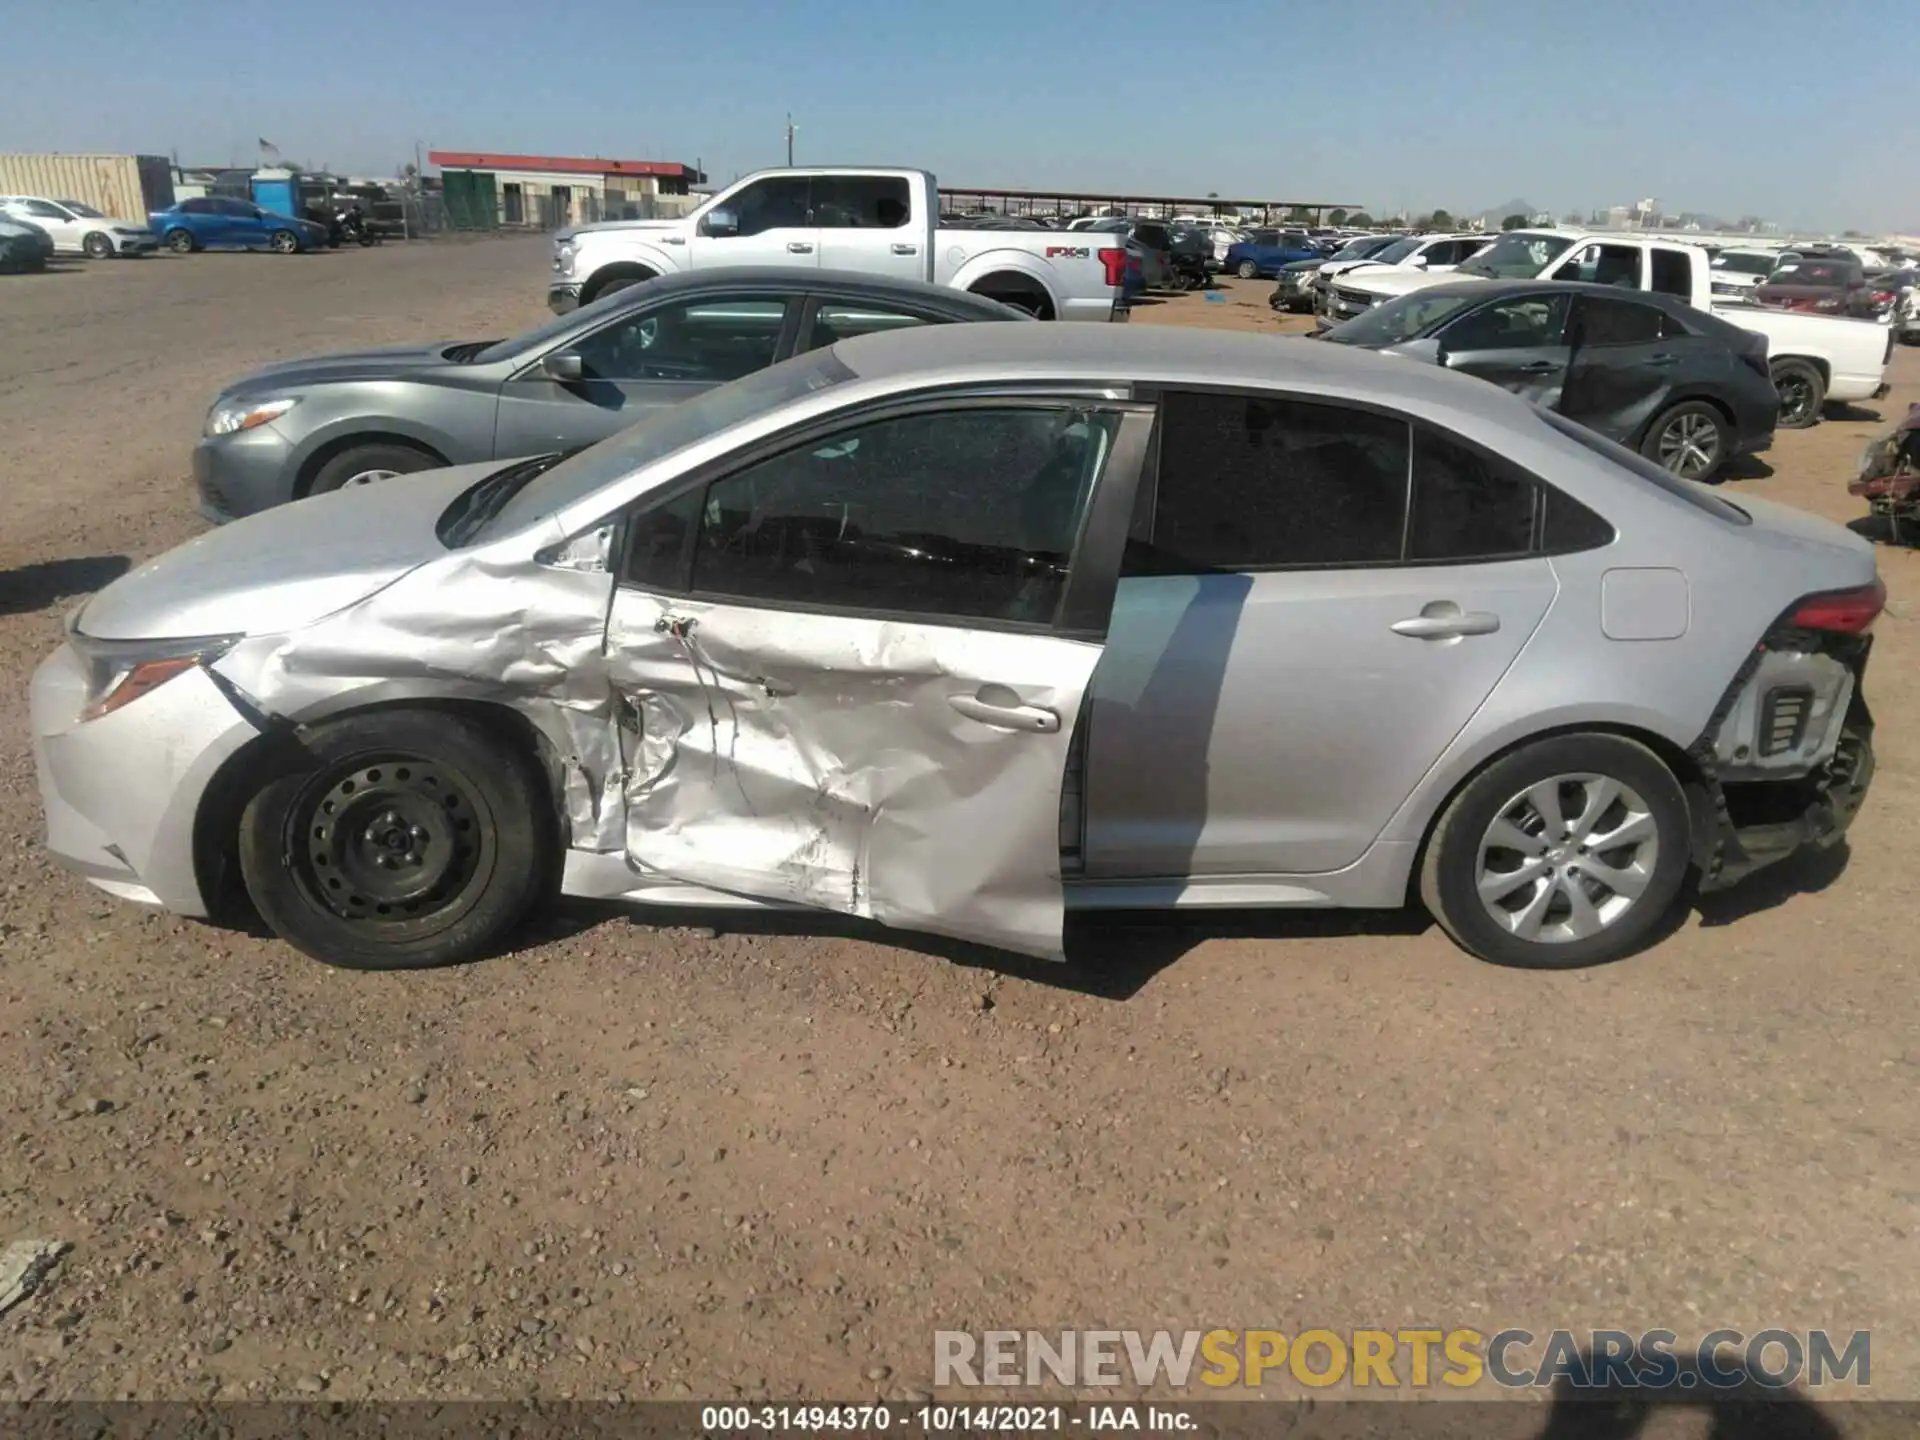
top-left (0, 154), bottom-right (175, 220)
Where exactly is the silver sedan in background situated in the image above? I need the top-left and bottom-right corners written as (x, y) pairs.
top-left (36, 326), bottom-right (1880, 974)
top-left (192, 268), bottom-right (1027, 521)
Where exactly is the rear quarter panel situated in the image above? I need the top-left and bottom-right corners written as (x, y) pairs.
top-left (1368, 398), bottom-right (1877, 846)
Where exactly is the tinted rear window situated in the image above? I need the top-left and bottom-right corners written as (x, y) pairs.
top-left (1534, 408), bottom-right (1749, 524)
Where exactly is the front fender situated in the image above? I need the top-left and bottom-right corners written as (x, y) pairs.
top-left (285, 406), bottom-right (488, 475)
top-left (948, 248), bottom-right (1064, 303)
top-left (579, 240), bottom-right (684, 289)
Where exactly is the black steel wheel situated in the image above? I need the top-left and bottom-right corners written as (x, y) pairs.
top-left (238, 710), bottom-right (553, 969)
top-left (1771, 358), bottom-right (1825, 429)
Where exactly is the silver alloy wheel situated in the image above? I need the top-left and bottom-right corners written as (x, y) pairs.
top-left (341, 468), bottom-right (399, 488)
top-left (1475, 773), bottom-right (1660, 943)
top-left (1656, 412), bottom-right (1722, 478)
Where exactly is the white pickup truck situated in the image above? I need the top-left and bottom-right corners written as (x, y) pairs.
top-left (548, 167), bottom-right (1128, 323)
top-left (1325, 229), bottom-right (1894, 426)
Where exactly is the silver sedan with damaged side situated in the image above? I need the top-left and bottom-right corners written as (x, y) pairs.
top-left (34, 326), bottom-right (1881, 973)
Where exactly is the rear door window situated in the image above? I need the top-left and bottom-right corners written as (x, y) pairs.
top-left (1649, 248), bottom-right (1694, 297)
top-left (809, 176), bottom-right (911, 229)
top-left (1574, 296), bottom-right (1666, 346)
top-left (1138, 391), bottom-right (1409, 571)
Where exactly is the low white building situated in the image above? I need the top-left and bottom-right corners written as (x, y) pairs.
top-left (428, 150), bottom-right (705, 227)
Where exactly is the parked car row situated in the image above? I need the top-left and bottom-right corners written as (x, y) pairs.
top-left (0, 190), bottom-right (347, 264)
top-left (1, 195), bottom-right (158, 258)
top-left (1298, 227), bottom-right (1896, 438)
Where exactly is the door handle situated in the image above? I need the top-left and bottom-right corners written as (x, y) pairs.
top-left (1391, 609), bottom-right (1501, 640)
top-left (1646, 352), bottom-right (1678, 367)
top-left (787, 241), bottom-right (814, 254)
top-left (1517, 360), bottom-right (1562, 374)
top-left (949, 692), bottom-right (1060, 733)
top-left (890, 243), bottom-right (918, 255)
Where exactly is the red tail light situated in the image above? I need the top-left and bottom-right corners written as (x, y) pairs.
top-left (1785, 579), bottom-right (1885, 634)
top-left (1097, 247), bottom-right (1126, 287)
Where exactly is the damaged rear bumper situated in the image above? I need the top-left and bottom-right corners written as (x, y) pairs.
top-left (1697, 715), bottom-right (1874, 892)
top-left (1690, 635), bottom-right (1877, 893)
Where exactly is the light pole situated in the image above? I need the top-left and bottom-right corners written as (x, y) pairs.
top-left (785, 113), bottom-right (797, 166)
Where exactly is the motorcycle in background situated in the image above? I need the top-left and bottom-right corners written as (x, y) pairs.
top-left (1850, 402), bottom-right (1920, 545)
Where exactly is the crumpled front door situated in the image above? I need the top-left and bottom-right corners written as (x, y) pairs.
top-left (598, 401), bottom-right (1153, 958)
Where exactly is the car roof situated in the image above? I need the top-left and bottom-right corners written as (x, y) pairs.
top-left (601, 266), bottom-right (1026, 317)
top-left (827, 321), bottom-right (1533, 422)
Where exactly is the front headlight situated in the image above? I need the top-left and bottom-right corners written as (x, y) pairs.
top-left (205, 396), bottom-right (298, 437)
top-left (553, 239), bottom-right (578, 275)
top-left (70, 633), bottom-right (240, 722)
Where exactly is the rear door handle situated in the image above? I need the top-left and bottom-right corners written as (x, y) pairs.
top-left (891, 243), bottom-right (918, 255)
top-left (1517, 360), bottom-right (1562, 374)
top-left (787, 241), bottom-right (814, 254)
top-left (1392, 609), bottom-right (1501, 640)
top-left (949, 693), bottom-right (1060, 733)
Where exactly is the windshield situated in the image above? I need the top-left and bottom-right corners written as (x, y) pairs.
top-left (58, 200), bottom-right (105, 218)
top-left (1457, 232), bottom-right (1573, 278)
top-left (1765, 260), bottom-right (1851, 287)
top-left (463, 347), bottom-right (859, 543)
top-left (1329, 236), bottom-right (1393, 261)
top-left (471, 284), bottom-right (654, 365)
top-left (1322, 291), bottom-right (1480, 346)
top-left (1369, 236), bottom-right (1423, 265)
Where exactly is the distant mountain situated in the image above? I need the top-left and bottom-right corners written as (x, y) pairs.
top-left (1475, 199), bottom-right (1537, 227)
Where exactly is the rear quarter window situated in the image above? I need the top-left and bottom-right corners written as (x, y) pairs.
top-left (1535, 408), bottom-right (1750, 524)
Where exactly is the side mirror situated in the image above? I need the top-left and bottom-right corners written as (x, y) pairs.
top-left (1397, 336), bottom-right (1447, 366)
top-left (700, 207), bottom-right (739, 238)
top-left (541, 352), bottom-right (585, 384)
top-left (1408, 254), bottom-right (1429, 269)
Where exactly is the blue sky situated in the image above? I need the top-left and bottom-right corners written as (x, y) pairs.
top-left (3, 0), bottom-right (1910, 232)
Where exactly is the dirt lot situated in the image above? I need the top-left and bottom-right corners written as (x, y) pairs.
top-left (1, 240), bottom-right (1917, 1409)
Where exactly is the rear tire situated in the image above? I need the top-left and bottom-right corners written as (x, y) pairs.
top-left (305, 442), bottom-right (439, 497)
top-left (1418, 734), bottom-right (1692, 970)
top-left (1770, 358), bottom-right (1825, 429)
top-left (166, 228), bottom-right (196, 253)
top-left (82, 232), bottom-right (114, 259)
top-left (237, 710), bottom-right (552, 971)
top-left (1641, 401), bottom-right (1730, 482)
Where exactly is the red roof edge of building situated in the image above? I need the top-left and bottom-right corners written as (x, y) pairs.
top-left (428, 150), bottom-right (699, 180)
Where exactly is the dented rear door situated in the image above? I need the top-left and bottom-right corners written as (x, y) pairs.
top-left (601, 394), bottom-right (1151, 958)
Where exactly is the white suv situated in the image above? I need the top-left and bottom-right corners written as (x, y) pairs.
top-left (0, 196), bottom-right (159, 257)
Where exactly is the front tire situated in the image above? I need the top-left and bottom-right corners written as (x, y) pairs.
top-left (1771, 358), bottom-right (1825, 429)
top-left (1236, 260), bottom-right (1258, 279)
top-left (166, 228), bottom-right (196, 253)
top-left (269, 229), bottom-right (300, 254)
top-left (305, 442), bottom-right (439, 497)
top-left (1642, 401), bottom-right (1730, 482)
top-left (238, 710), bottom-right (553, 970)
top-left (82, 232), bottom-right (114, 259)
top-left (1419, 734), bottom-right (1692, 969)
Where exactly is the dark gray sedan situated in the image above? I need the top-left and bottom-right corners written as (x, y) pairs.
top-left (1320, 280), bottom-right (1779, 482)
top-left (193, 269), bottom-right (1028, 521)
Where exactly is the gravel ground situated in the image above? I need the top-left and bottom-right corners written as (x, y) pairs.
top-left (1, 240), bottom-right (1916, 1409)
